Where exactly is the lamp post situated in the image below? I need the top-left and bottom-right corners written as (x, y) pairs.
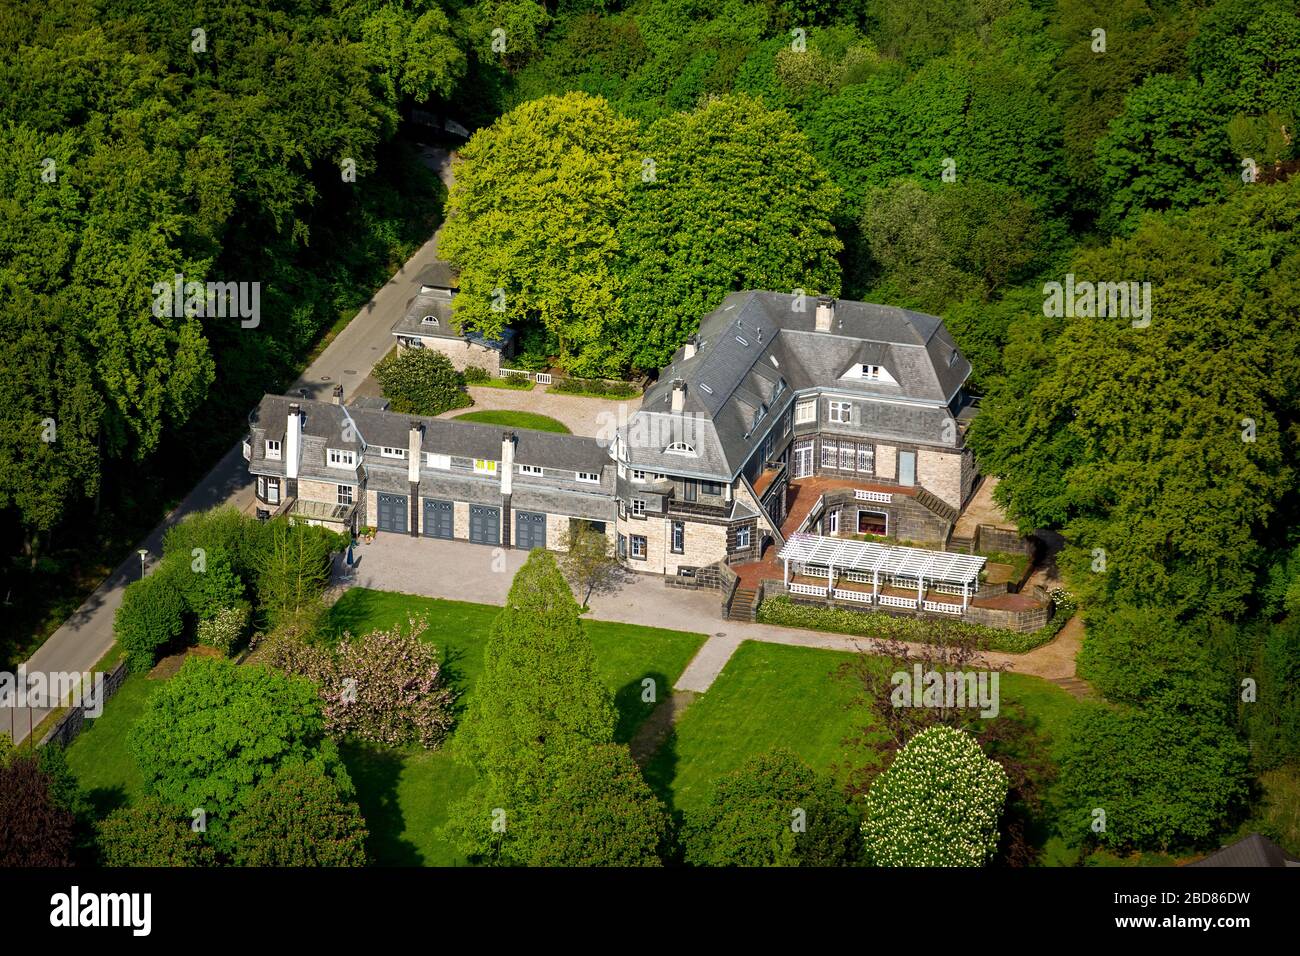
top-left (137, 548), bottom-right (148, 580)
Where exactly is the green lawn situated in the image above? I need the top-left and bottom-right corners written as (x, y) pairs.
top-left (64, 675), bottom-right (166, 817)
top-left (643, 640), bottom-right (1084, 822)
top-left (453, 409), bottom-right (570, 433)
top-left (327, 588), bottom-right (707, 865)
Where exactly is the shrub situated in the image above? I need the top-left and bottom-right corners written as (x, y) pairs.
top-left (1056, 704), bottom-right (1251, 852)
top-left (267, 617), bottom-right (457, 748)
top-left (254, 519), bottom-right (336, 627)
top-left (683, 749), bottom-right (860, 867)
top-left (196, 601), bottom-right (251, 655)
top-left (462, 364), bottom-right (490, 383)
top-left (129, 657), bottom-right (334, 846)
top-left (173, 546), bottom-right (245, 620)
top-left (756, 595), bottom-right (1057, 654)
top-left (861, 726), bottom-right (1009, 867)
top-left (0, 753), bottom-right (74, 866)
top-left (372, 346), bottom-right (471, 415)
top-left (162, 507), bottom-right (268, 582)
top-left (114, 567), bottom-right (187, 672)
top-left (229, 762), bottom-right (368, 867)
top-left (550, 376), bottom-right (639, 398)
top-left (98, 797), bottom-right (214, 867)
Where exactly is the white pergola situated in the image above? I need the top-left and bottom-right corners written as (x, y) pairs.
top-left (777, 533), bottom-right (986, 610)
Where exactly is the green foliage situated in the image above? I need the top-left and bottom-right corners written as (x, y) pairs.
top-left (114, 567), bottom-right (187, 672)
top-left (619, 94), bottom-right (842, 370)
top-left (439, 92), bottom-right (638, 375)
top-left (172, 546), bottom-right (245, 620)
top-left (1244, 617), bottom-right (1300, 770)
top-left (522, 744), bottom-right (668, 866)
top-left (1189, 0), bottom-right (1300, 115)
top-left (1077, 605), bottom-right (1236, 719)
top-left (229, 761), bottom-right (368, 867)
top-left (372, 347), bottom-right (471, 416)
top-left (549, 376), bottom-right (639, 398)
top-left (450, 551), bottom-right (617, 863)
top-left (683, 748), bottom-right (860, 866)
top-left (162, 507), bottom-right (268, 584)
top-left (195, 601), bottom-right (251, 656)
top-left (861, 726), bottom-right (1008, 867)
top-left (98, 797), bottom-right (214, 867)
top-left (254, 519), bottom-right (337, 627)
top-left (1056, 704), bottom-right (1251, 851)
top-left (128, 656), bottom-right (333, 845)
top-left (1095, 75), bottom-right (1233, 233)
top-left (361, 2), bottom-right (466, 103)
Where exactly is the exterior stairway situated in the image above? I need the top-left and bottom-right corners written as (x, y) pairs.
top-left (727, 586), bottom-right (761, 622)
top-left (914, 486), bottom-right (960, 525)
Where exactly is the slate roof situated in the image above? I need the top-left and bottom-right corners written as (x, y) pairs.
top-left (417, 260), bottom-right (458, 292)
top-left (249, 395), bottom-right (609, 474)
top-left (390, 288), bottom-right (516, 352)
top-left (626, 291), bottom-right (972, 479)
top-left (1189, 833), bottom-right (1300, 868)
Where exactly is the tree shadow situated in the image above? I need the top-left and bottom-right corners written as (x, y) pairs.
top-left (613, 671), bottom-right (669, 745)
top-left (340, 739), bottom-right (422, 867)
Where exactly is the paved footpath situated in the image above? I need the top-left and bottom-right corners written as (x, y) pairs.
top-left (339, 536), bottom-right (1084, 696)
top-left (7, 153), bottom-right (458, 744)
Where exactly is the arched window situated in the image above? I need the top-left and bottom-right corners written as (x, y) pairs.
top-left (421, 314), bottom-right (439, 326)
top-left (665, 441), bottom-right (696, 455)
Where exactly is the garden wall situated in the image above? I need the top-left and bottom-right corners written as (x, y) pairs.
top-left (39, 659), bottom-right (130, 749)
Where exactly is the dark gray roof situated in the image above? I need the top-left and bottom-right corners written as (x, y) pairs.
top-left (1189, 833), bottom-right (1300, 868)
top-left (628, 291), bottom-right (971, 478)
top-left (391, 287), bottom-right (515, 351)
top-left (417, 260), bottom-right (458, 292)
top-left (249, 395), bottom-right (610, 474)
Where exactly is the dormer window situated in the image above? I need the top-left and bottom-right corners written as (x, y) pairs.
top-left (421, 315), bottom-right (439, 326)
top-left (841, 363), bottom-right (897, 385)
top-left (665, 442), bottom-right (696, 456)
top-left (328, 448), bottom-right (356, 468)
top-left (862, 365), bottom-right (881, 379)
top-left (265, 439), bottom-right (281, 461)
top-left (380, 446), bottom-right (406, 459)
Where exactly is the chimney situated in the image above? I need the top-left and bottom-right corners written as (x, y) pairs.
top-left (500, 432), bottom-right (515, 549)
top-left (684, 335), bottom-right (697, 360)
top-left (815, 296), bottom-right (835, 332)
top-left (332, 383), bottom-right (344, 405)
top-left (407, 420), bottom-right (422, 536)
top-left (671, 379), bottom-right (686, 414)
top-left (286, 403), bottom-right (301, 482)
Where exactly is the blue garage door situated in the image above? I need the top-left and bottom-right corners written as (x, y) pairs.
top-left (515, 511), bottom-right (547, 550)
top-left (376, 493), bottom-right (407, 534)
top-left (423, 499), bottom-right (454, 539)
top-left (469, 505), bottom-right (500, 545)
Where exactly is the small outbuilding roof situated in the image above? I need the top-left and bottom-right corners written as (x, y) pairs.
top-left (778, 533), bottom-right (986, 585)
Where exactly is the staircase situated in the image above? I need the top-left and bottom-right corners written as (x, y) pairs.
top-left (914, 487), bottom-right (960, 525)
top-left (727, 586), bottom-right (761, 622)
top-left (947, 533), bottom-right (976, 554)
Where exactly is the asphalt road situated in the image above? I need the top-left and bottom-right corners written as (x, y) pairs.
top-left (5, 150), bottom-right (456, 744)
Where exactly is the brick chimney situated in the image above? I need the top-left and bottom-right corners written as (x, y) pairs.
top-left (332, 383), bottom-right (344, 405)
top-left (671, 378), bottom-right (686, 414)
top-left (407, 420), bottom-right (422, 536)
top-left (815, 296), bottom-right (835, 332)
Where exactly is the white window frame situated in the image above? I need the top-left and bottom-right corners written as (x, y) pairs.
top-left (328, 448), bottom-right (356, 469)
top-left (380, 446), bottom-right (406, 459)
top-left (631, 498), bottom-right (646, 517)
top-left (520, 464), bottom-right (543, 476)
top-left (827, 509), bottom-right (839, 534)
top-left (631, 469), bottom-right (647, 483)
top-left (735, 526), bottom-right (751, 550)
top-left (265, 439), bottom-right (281, 461)
top-left (426, 452), bottom-right (450, 470)
top-left (630, 535), bottom-right (647, 560)
top-left (665, 442), bottom-right (696, 456)
top-left (576, 471), bottom-right (600, 483)
top-left (829, 400), bottom-right (852, 424)
top-left (795, 400), bottom-right (816, 424)
top-left (421, 314), bottom-right (439, 326)
top-left (337, 485), bottom-right (353, 506)
top-left (821, 439), bottom-right (838, 468)
top-left (671, 520), bottom-right (685, 554)
top-left (857, 444), bottom-right (875, 474)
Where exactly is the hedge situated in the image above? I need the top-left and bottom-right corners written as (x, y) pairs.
top-left (549, 377), bottom-right (639, 398)
top-left (755, 595), bottom-right (1070, 654)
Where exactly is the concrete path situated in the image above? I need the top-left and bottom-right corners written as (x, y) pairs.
top-left (334, 535), bottom-right (1086, 696)
top-left (6, 153), bottom-right (458, 744)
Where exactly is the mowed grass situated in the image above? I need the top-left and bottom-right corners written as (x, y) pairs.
top-left (327, 588), bottom-right (707, 865)
top-left (64, 675), bottom-right (166, 816)
top-left (453, 409), bottom-right (570, 433)
top-left (644, 640), bottom-right (1085, 818)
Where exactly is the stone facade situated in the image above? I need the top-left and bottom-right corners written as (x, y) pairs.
top-left (402, 337), bottom-right (503, 375)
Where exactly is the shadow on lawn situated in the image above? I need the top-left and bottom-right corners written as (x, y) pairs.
top-left (341, 739), bottom-right (422, 866)
top-left (614, 671), bottom-right (669, 745)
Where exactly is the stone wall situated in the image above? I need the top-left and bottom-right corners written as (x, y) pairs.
top-left (416, 337), bottom-right (502, 374)
top-left (977, 525), bottom-right (1036, 556)
top-left (917, 447), bottom-right (964, 510)
top-left (818, 488), bottom-right (950, 547)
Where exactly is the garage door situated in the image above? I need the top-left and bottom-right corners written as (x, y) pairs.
top-left (469, 505), bottom-right (500, 545)
top-left (376, 493), bottom-right (407, 534)
top-left (423, 499), bottom-right (454, 539)
top-left (515, 511), bottom-right (547, 550)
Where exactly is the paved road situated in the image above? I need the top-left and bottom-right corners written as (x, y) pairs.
top-left (5, 151), bottom-right (457, 744)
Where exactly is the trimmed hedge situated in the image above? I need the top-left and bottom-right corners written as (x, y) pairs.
top-left (755, 595), bottom-right (1069, 654)
top-left (549, 376), bottom-right (639, 398)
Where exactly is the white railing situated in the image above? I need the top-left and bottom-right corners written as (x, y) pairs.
top-left (789, 583), bottom-right (829, 597)
top-left (923, 600), bottom-right (964, 615)
top-left (843, 570), bottom-right (874, 585)
top-left (534, 372), bottom-right (553, 385)
top-left (833, 588), bottom-right (873, 603)
top-left (855, 490), bottom-right (892, 503)
top-left (499, 368), bottom-right (532, 379)
top-left (931, 582), bottom-right (967, 595)
top-left (878, 594), bottom-right (918, 609)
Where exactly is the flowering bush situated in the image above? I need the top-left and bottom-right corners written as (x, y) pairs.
top-left (196, 602), bottom-right (250, 655)
top-left (861, 725), bottom-right (1008, 867)
top-left (268, 617), bottom-right (456, 749)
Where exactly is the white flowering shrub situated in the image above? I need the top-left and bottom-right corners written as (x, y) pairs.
top-left (195, 602), bottom-right (250, 656)
top-left (861, 725), bottom-right (1009, 867)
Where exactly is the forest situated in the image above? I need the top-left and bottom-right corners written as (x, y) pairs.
top-left (2, 0), bottom-right (1299, 862)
